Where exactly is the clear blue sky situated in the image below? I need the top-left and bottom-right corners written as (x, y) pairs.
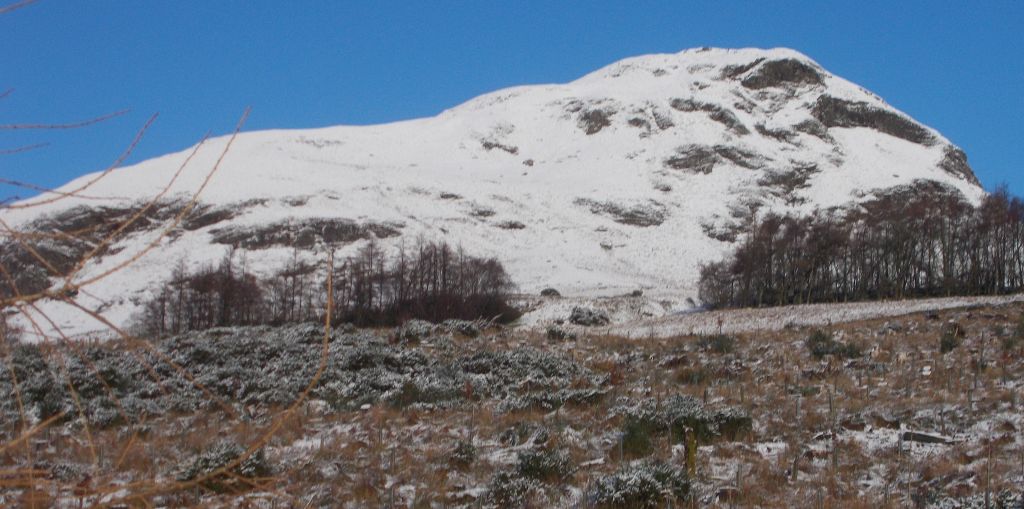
top-left (2, 1), bottom-right (1022, 200)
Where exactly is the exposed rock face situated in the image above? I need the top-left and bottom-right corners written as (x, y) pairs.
top-left (740, 58), bottom-right (824, 89)
top-left (670, 98), bottom-right (749, 135)
top-left (811, 95), bottom-right (936, 146)
top-left (938, 146), bottom-right (981, 185)
top-left (664, 145), bottom-right (719, 174)
top-left (575, 199), bottom-right (667, 227)
top-left (210, 219), bottom-right (401, 249)
top-left (577, 108), bottom-right (614, 135)
top-left (664, 145), bottom-right (762, 174)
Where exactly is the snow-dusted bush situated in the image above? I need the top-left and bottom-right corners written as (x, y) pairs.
top-left (174, 440), bottom-right (272, 493)
top-left (487, 471), bottom-right (543, 507)
top-left (442, 319), bottom-right (481, 338)
top-left (447, 440), bottom-right (477, 470)
top-left (926, 490), bottom-right (1022, 509)
top-left (570, 306), bottom-right (611, 326)
top-left (499, 422), bottom-right (550, 447)
top-left (516, 449), bottom-right (574, 482)
top-left (546, 325), bottom-right (577, 341)
top-left (940, 328), bottom-right (962, 354)
top-left (590, 460), bottom-right (690, 508)
top-left (614, 394), bottom-right (752, 443)
top-left (0, 324), bottom-right (606, 437)
top-left (395, 319), bottom-right (435, 344)
top-left (806, 329), bottom-right (861, 359)
top-left (2, 344), bottom-right (68, 422)
top-left (697, 333), bottom-right (735, 354)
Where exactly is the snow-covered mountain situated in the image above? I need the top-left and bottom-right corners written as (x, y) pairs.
top-left (3, 47), bottom-right (984, 336)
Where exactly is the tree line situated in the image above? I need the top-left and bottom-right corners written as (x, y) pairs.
top-left (699, 181), bottom-right (1024, 308)
top-left (137, 239), bottom-right (519, 336)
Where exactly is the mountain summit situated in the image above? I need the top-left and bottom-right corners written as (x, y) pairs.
top-left (3, 47), bottom-right (983, 335)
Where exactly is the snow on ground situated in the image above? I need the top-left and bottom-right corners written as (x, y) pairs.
top-left (579, 293), bottom-right (1024, 338)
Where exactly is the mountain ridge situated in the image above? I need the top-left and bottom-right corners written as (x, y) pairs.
top-left (2, 47), bottom-right (985, 337)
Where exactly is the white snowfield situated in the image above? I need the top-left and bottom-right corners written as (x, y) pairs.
top-left (594, 293), bottom-right (1024, 338)
top-left (4, 47), bottom-right (985, 338)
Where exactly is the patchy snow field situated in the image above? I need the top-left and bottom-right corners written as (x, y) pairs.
top-left (600, 293), bottom-right (1024, 337)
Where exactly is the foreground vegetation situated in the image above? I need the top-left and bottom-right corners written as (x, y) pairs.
top-left (3, 300), bottom-right (1024, 507)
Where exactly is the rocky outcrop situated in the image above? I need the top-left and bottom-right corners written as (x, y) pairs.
top-left (575, 199), bottom-right (667, 227)
top-left (938, 146), bottom-right (980, 185)
top-left (210, 218), bottom-right (401, 250)
top-left (664, 144), bottom-right (763, 174)
top-left (811, 95), bottom-right (936, 146)
top-left (740, 58), bottom-right (824, 89)
top-left (670, 98), bottom-right (749, 135)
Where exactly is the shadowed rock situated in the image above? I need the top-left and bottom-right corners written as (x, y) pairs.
top-left (210, 218), bottom-right (401, 249)
top-left (811, 95), bottom-right (936, 146)
top-left (670, 98), bottom-right (749, 135)
top-left (664, 144), bottom-right (762, 174)
top-left (577, 108), bottom-right (614, 135)
top-left (575, 198), bottom-right (667, 227)
top-left (740, 58), bottom-right (824, 89)
top-left (938, 146), bottom-right (980, 185)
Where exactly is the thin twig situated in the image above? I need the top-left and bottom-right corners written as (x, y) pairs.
top-left (0, 109), bottom-right (128, 130)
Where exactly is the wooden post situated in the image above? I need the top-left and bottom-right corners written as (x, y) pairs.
top-left (685, 428), bottom-right (697, 478)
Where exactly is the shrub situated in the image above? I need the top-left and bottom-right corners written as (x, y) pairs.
top-left (675, 366), bottom-right (709, 385)
top-left (448, 440), bottom-right (477, 470)
top-left (6, 344), bottom-right (69, 421)
top-left (175, 441), bottom-right (272, 493)
top-left (516, 449), bottom-right (574, 482)
top-left (442, 319), bottom-right (481, 338)
top-left (620, 417), bottom-right (657, 458)
top-left (939, 329), bottom-right (961, 354)
top-left (697, 334), bottom-right (735, 354)
top-left (487, 471), bottom-right (543, 507)
top-left (499, 422), bottom-right (550, 447)
top-left (546, 325), bottom-right (577, 341)
top-left (1006, 315), bottom-right (1024, 351)
top-left (615, 395), bottom-right (752, 444)
top-left (806, 329), bottom-right (861, 359)
top-left (591, 460), bottom-right (690, 508)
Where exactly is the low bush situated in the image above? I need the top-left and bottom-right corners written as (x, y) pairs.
top-left (620, 417), bottom-right (658, 458)
top-left (939, 329), bottom-right (962, 354)
top-left (175, 441), bottom-right (272, 494)
top-left (697, 334), bottom-right (736, 354)
top-left (516, 449), bottom-right (574, 482)
top-left (487, 471), bottom-right (543, 507)
top-left (675, 366), bottom-right (710, 385)
top-left (448, 440), bottom-right (477, 470)
top-left (614, 395), bottom-right (752, 444)
top-left (806, 329), bottom-right (861, 359)
top-left (591, 460), bottom-right (690, 508)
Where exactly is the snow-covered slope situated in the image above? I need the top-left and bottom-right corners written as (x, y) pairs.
top-left (3, 47), bottom-right (985, 337)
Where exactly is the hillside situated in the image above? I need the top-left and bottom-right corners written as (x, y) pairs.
top-left (1, 47), bottom-right (985, 337)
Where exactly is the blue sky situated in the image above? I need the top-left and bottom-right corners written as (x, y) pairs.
top-left (2, 1), bottom-right (1022, 200)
